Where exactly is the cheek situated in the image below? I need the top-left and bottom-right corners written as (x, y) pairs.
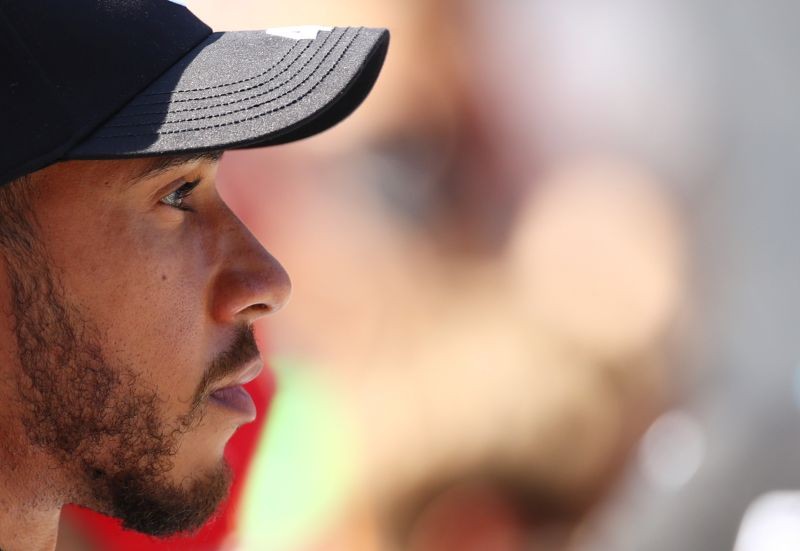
top-left (49, 208), bottom-right (215, 405)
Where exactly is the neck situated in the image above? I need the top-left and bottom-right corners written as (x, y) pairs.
top-left (0, 283), bottom-right (63, 551)
top-left (0, 506), bottom-right (59, 551)
top-left (0, 424), bottom-right (63, 551)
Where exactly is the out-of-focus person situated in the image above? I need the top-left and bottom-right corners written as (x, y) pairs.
top-left (60, 0), bottom-right (717, 549)
top-left (181, 1), bottom-right (694, 550)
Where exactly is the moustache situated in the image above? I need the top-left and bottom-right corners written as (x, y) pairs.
top-left (193, 325), bottom-right (261, 407)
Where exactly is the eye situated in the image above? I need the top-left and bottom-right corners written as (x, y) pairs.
top-left (160, 179), bottom-right (200, 211)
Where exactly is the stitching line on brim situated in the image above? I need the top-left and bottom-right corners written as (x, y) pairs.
top-left (134, 39), bottom-right (312, 104)
top-left (139, 34), bottom-right (313, 97)
top-left (114, 28), bottom-right (339, 115)
top-left (93, 27), bottom-right (364, 139)
top-left (131, 34), bottom-right (322, 107)
top-left (101, 27), bottom-right (357, 129)
top-left (163, 38), bottom-right (315, 103)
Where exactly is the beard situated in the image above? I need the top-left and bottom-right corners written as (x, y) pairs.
top-left (0, 221), bottom-right (256, 536)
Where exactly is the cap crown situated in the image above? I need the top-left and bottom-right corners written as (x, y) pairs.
top-left (0, 0), bottom-right (211, 183)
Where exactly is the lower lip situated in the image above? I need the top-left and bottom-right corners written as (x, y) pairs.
top-left (209, 385), bottom-right (257, 422)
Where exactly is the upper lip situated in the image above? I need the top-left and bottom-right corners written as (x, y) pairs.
top-left (210, 359), bottom-right (264, 394)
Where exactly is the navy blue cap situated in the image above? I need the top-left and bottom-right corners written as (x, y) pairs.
top-left (0, 0), bottom-right (389, 184)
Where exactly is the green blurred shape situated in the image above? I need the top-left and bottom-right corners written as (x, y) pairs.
top-left (237, 357), bottom-right (358, 550)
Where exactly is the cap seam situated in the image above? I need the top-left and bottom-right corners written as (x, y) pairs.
top-left (101, 26), bottom-right (358, 130)
top-left (58, 16), bottom-right (215, 162)
top-left (117, 28), bottom-right (337, 113)
top-left (93, 27), bottom-right (365, 139)
top-left (135, 37), bottom-right (312, 102)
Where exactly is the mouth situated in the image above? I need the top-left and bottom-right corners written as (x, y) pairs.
top-left (208, 360), bottom-right (263, 422)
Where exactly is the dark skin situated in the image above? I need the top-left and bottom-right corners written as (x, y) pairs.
top-left (0, 154), bottom-right (290, 551)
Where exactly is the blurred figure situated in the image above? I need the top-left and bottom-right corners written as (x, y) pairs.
top-left (174, 2), bottom-right (800, 550)
top-left (63, 0), bottom-right (725, 549)
top-left (351, 159), bottom-right (684, 551)
top-left (194, 1), bottom-right (693, 550)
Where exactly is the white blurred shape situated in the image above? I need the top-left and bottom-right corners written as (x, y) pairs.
top-left (472, 0), bottom-right (712, 183)
top-left (638, 410), bottom-right (706, 491)
top-left (534, 0), bottom-right (706, 169)
top-left (734, 492), bottom-right (800, 551)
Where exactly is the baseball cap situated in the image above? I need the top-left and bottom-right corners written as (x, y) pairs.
top-left (0, 0), bottom-right (390, 184)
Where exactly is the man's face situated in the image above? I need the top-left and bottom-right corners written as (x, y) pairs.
top-left (0, 155), bottom-right (290, 535)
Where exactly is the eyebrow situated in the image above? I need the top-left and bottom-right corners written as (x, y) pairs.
top-left (125, 151), bottom-right (224, 188)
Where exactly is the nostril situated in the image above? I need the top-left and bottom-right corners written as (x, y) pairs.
top-left (248, 303), bottom-right (272, 314)
top-left (210, 268), bottom-right (291, 323)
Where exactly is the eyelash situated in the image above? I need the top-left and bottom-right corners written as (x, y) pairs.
top-left (160, 179), bottom-right (201, 212)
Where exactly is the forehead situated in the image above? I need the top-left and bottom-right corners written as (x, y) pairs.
top-left (29, 152), bottom-right (224, 189)
top-left (124, 151), bottom-right (224, 185)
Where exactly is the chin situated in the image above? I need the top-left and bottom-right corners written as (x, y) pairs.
top-left (101, 459), bottom-right (234, 537)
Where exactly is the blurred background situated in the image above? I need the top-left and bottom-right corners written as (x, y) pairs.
top-left (58, 0), bottom-right (800, 550)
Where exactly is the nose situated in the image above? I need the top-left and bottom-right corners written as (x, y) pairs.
top-left (209, 209), bottom-right (291, 325)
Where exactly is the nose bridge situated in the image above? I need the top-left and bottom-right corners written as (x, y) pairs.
top-left (210, 202), bottom-right (291, 324)
top-left (220, 205), bottom-right (268, 266)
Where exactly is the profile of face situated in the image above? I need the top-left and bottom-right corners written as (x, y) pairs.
top-left (0, 155), bottom-right (290, 536)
